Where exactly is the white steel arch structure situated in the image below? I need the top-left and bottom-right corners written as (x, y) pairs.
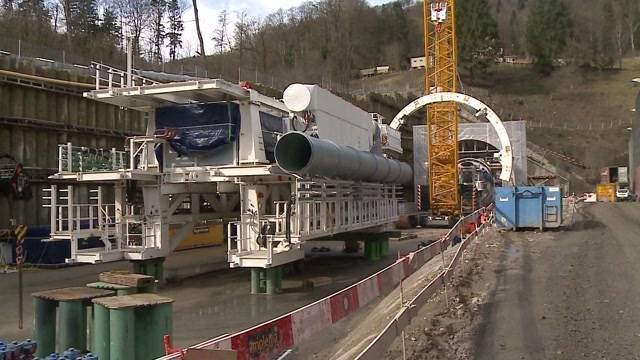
top-left (390, 92), bottom-right (514, 183)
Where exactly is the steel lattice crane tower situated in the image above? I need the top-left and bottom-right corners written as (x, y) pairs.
top-left (424, 0), bottom-right (460, 217)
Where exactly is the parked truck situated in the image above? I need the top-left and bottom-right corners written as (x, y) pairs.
top-left (600, 166), bottom-right (630, 201)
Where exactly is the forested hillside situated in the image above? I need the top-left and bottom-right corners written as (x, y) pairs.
top-left (1, 0), bottom-right (638, 86)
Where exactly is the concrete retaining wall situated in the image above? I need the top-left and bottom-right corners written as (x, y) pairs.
top-left (0, 56), bottom-right (145, 227)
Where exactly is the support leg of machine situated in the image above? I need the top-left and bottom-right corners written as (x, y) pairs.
top-left (260, 268), bottom-right (267, 293)
top-left (364, 240), bottom-right (374, 260)
top-left (276, 267), bottom-right (283, 291)
top-left (92, 304), bottom-right (110, 360)
top-left (381, 236), bottom-right (390, 257)
top-left (265, 267), bottom-right (282, 295)
top-left (33, 297), bottom-right (57, 357)
top-left (251, 268), bottom-right (261, 294)
top-left (132, 257), bottom-right (165, 285)
top-left (58, 300), bottom-right (87, 352)
top-left (110, 308), bottom-right (135, 360)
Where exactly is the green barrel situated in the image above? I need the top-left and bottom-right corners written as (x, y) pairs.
top-left (58, 300), bottom-right (86, 351)
top-left (110, 308), bottom-right (135, 360)
top-left (149, 303), bottom-right (173, 359)
top-left (92, 303), bottom-right (110, 360)
top-left (33, 297), bottom-right (56, 357)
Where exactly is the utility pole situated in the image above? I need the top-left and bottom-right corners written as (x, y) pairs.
top-left (126, 36), bottom-right (133, 87)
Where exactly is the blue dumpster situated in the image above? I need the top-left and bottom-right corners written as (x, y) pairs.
top-left (495, 186), bottom-right (563, 230)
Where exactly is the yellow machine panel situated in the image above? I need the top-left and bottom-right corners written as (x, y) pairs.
top-left (173, 222), bottom-right (224, 251)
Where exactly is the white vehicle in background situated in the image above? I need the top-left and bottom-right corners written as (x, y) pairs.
top-left (616, 187), bottom-right (630, 201)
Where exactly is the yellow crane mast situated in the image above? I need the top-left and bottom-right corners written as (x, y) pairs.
top-left (423, 0), bottom-right (460, 217)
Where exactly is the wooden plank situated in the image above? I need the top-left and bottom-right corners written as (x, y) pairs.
top-left (92, 293), bottom-right (174, 310)
top-left (86, 281), bottom-right (133, 290)
top-left (33, 287), bottom-right (114, 301)
top-left (99, 271), bottom-right (154, 288)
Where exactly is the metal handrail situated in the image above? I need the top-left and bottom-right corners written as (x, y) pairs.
top-left (58, 142), bottom-right (127, 173)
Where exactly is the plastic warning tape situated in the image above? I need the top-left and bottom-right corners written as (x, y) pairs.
top-left (355, 214), bottom-right (493, 360)
top-left (157, 207), bottom-right (493, 360)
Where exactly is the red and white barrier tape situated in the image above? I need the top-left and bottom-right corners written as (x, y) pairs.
top-left (158, 207), bottom-right (493, 360)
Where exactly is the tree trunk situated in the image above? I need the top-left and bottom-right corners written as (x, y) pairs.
top-left (617, 23), bottom-right (624, 69)
top-left (192, 0), bottom-right (206, 60)
top-left (630, 20), bottom-right (636, 56)
top-left (61, 0), bottom-right (73, 49)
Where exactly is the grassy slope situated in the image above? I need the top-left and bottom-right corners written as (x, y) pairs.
top-left (350, 59), bottom-right (640, 189)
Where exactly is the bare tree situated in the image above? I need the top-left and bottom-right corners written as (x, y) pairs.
top-left (622, 0), bottom-right (639, 55)
top-left (191, 0), bottom-right (206, 58)
top-left (212, 9), bottom-right (230, 54)
top-left (233, 10), bottom-right (249, 61)
top-left (1, 0), bottom-right (14, 15)
top-left (111, 0), bottom-right (153, 57)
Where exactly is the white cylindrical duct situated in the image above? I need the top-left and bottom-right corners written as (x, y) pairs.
top-left (275, 132), bottom-right (412, 184)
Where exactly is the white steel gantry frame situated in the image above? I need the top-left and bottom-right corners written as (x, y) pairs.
top-left (390, 92), bottom-right (514, 183)
top-left (47, 78), bottom-right (405, 268)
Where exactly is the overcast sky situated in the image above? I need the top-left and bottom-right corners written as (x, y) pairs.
top-left (181, 0), bottom-right (394, 57)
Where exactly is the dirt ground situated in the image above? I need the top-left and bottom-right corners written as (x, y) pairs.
top-left (383, 222), bottom-right (503, 359)
top-left (381, 202), bottom-right (640, 359)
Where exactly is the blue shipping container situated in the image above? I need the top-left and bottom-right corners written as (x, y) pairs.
top-left (495, 186), bottom-right (563, 230)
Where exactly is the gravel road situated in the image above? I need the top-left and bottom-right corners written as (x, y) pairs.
top-left (474, 202), bottom-right (640, 359)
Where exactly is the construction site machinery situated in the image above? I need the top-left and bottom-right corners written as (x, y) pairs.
top-left (45, 77), bottom-right (411, 291)
top-left (424, 0), bottom-right (460, 226)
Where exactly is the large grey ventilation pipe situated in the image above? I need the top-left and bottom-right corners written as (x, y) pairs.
top-left (275, 132), bottom-right (412, 184)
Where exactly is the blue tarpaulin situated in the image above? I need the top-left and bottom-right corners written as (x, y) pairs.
top-left (155, 102), bottom-right (241, 156)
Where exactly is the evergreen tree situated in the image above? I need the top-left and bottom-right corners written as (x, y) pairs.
top-left (16, 0), bottom-right (49, 20)
top-left (150, 0), bottom-right (166, 63)
top-left (166, 0), bottom-right (184, 61)
top-left (457, 0), bottom-right (500, 79)
top-left (100, 7), bottom-right (121, 47)
top-left (517, 0), bottom-right (527, 10)
top-left (15, 0), bottom-right (51, 39)
top-left (598, 0), bottom-right (616, 69)
top-left (67, 0), bottom-right (100, 35)
top-left (526, 0), bottom-right (572, 74)
top-left (378, 2), bottom-right (411, 68)
top-left (509, 9), bottom-right (521, 54)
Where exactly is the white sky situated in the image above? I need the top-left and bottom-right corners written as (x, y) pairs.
top-left (181, 0), bottom-right (394, 57)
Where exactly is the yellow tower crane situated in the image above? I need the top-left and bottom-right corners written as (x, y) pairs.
top-left (423, 0), bottom-right (460, 222)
